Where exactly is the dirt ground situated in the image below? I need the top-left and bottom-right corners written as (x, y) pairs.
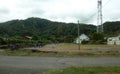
top-left (24, 43), bottom-right (120, 53)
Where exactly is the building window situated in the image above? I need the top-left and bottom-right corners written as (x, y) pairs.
top-left (109, 38), bottom-right (112, 41)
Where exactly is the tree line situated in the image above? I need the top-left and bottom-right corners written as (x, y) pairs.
top-left (0, 17), bottom-right (120, 44)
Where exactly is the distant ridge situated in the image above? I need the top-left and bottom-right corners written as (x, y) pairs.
top-left (0, 17), bottom-right (120, 40)
top-left (0, 17), bottom-right (95, 36)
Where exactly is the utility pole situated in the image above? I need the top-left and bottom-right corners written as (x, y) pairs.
top-left (78, 20), bottom-right (80, 50)
top-left (97, 0), bottom-right (103, 33)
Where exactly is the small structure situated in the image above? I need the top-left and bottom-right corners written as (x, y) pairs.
top-left (22, 36), bottom-right (32, 40)
top-left (74, 34), bottom-right (90, 44)
top-left (107, 35), bottom-right (120, 45)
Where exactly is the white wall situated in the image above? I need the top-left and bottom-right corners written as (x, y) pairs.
top-left (107, 36), bottom-right (120, 45)
top-left (75, 34), bottom-right (90, 44)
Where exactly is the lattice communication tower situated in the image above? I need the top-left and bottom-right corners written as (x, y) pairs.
top-left (97, 0), bottom-right (103, 33)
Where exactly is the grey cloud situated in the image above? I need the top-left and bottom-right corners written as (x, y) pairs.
top-left (70, 11), bottom-right (97, 23)
top-left (0, 0), bottom-right (120, 25)
top-left (108, 14), bottom-right (120, 21)
top-left (0, 8), bottom-right (9, 14)
top-left (31, 9), bottom-right (45, 15)
top-left (17, 0), bottom-right (45, 9)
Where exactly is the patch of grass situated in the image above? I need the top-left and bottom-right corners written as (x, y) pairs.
top-left (45, 66), bottom-right (120, 74)
top-left (0, 49), bottom-right (120, 57)
top-left (0, 50), bottom-right (31, 56)
top-left (0, 50), bottom-right (93, 57)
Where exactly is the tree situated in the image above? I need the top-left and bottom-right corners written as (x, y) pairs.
top-left (0, 18), bottom-right (95, 43)
top-left (90, 32), bottom-right (105, 44)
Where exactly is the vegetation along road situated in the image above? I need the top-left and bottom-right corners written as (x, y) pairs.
top-left (0, 55), bottom-right (120, 74)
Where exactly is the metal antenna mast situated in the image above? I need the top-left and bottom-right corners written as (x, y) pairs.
top-left (97, 0), bottom-right (103, 33)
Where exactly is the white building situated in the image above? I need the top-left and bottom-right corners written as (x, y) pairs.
top-left (107, 35), bottom-right (120, 45)
top-left (74, 34), bottom-right (90, 44)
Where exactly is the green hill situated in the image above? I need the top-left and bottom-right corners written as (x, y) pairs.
top-left (0, 17), bottom-right (120, 43)
top-left (0, 17), bottom-right (96, 42)
top-left (103, 21), bottom-right (120, 36)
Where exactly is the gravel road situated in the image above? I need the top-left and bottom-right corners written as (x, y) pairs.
top-left (0, 55), bottom-right (120, 74)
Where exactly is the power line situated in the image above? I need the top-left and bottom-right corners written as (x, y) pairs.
top-left (78, 0), bottom-right (112, 25)
top-left (77, 20), bottom-right (80, 50)
top-left (103, 0), bottom-right (112, 8)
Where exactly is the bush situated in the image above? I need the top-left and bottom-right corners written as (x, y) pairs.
top-left (81, 40), bottom-right (89, 44)
top-left (90, 33), bottom-right (105, 44)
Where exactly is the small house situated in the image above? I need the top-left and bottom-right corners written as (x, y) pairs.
top-left (107, 35), bottom-right (120, 45)
top-left (22, 36), bottom-right (32, 40)
top-left (74, 34), bottom-right (90, 44)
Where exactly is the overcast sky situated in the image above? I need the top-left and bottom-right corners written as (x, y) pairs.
top-left (0, 0), bottom-right (120, 25)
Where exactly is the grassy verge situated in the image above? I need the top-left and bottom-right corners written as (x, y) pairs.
top-left (0, 43), bottom-right (120, 57)
top-left (0, 50), bottom-right (93, 57)
top-left (0, 49), bottom-right (120, 57)
top-left (45, 66), bottom-right (120, 74)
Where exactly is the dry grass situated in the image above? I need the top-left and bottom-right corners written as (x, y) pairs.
top-left (25, 43), bottom-right (120, 52)
top-left (1, 43), bottom-right (119, 57)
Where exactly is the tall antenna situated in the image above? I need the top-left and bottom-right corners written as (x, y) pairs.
top-left (97, 0), bottom-right (103, 33)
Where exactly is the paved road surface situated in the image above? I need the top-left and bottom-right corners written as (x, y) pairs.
top-left (0, 55), bottom-right (120, 74)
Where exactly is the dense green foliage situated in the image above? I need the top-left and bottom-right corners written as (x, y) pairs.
top-left (0, 17), bottom-right (96, 43)
top-left (0, 17), bottom-right (120, 43)
top-left (90, 32), bottom-right (105, 44)
top-left (103, 21), bottom-right (120, 36)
